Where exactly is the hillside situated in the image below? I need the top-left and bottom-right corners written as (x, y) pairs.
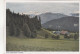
top-left (6, 9), bottom-right (41, 38)
top-left (38, 12), bottom-right (67, 24)
top-left (6, 9), bottom-right (54, 38)
top-left (36, 28), bottom-right (53, 38)
top-left (42, 16), bottom-right (79, 32)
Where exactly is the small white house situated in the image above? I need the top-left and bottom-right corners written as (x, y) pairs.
top-left (53, 31), bottom-right (61, 35)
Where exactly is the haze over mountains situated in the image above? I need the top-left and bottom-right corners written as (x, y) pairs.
top-left (71, 13), bottom-right (79, 17)
top-left (39, 12), bottom-right (67, 24)
top-left (29, 12), bottom-right (79, 32)
top-left (29, 12), bottom-right (67, 24)
top-left (42, 16), bottom-right (79, 32)
top-left (30, 12), bottom-right (79, 24)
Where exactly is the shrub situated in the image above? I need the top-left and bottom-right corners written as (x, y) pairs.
top-left (74, 33), bottom-right (79, 40)
top-left (52, 34), bottom-right (60, 39)
top-left (52, 35), bottom-right (55, 39)
top-left (56, 35), bottom-right (60, 39)
top-left (64, 34), bottom-right (67, 38)
top-left (45, 34), bottom-right (48, 38)
top-left (31, 30), bottom-right (37, 38)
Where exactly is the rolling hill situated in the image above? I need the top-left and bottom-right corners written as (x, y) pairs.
top-left (38, 12), bottom-right (67, 24)
top-left (42, 16), bottom-right (79, 32)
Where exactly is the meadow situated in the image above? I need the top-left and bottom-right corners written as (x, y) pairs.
top-left (6, 36), bottom-right (79, 51)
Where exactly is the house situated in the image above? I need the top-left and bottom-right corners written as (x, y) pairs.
top-left (53, 31), bottom-right (61, 35)
top-left (53, 30), bottom-right (70, 35)
top-left (60, 30), bottom-right (69, 35)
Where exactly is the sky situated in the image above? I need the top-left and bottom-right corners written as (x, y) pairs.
top-left (6, 2), bottom-right (79, 15)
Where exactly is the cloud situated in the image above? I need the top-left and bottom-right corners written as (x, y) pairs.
top-left (6, 2), bottom-right (79, 15)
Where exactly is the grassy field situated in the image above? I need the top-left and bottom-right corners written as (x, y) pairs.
top-left (6, 36), bottom-right (79, 51)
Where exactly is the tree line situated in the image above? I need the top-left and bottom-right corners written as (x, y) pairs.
top-left (6, 9), bottom-right (41, 38)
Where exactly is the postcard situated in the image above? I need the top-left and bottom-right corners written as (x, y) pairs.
top-left (0, 0), bottom-right (80, 54)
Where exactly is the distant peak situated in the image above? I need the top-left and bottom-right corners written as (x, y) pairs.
top-left (40, 12), bottom-right (66, 16)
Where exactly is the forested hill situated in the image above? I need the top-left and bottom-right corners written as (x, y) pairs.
top-left (6, 9), bottom-right (41, 38)
top-left (42, 16), bottom-right (79, 32)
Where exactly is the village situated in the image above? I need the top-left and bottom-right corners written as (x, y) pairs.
top-left (51, 30), bottom-right (79, 40)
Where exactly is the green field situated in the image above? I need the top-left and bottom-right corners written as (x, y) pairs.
top-left (6, 36), bottom-right (79, 51)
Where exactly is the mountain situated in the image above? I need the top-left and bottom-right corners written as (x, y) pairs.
top-left (42, 16), bottom-right (79, 32)
top-left (38, 12), bottom-right (67, 24)
top-left (71, 13), bottom-right (79, 17)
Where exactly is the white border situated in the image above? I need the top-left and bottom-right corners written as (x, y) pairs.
top-left (6, 0), bottom-right (80, 2)
top-left (0, 0), bottom-right (5, 54)
top-left (0, 0), bottom-right (79, 54)
top-left (7, 1), bottom-right (80, 3)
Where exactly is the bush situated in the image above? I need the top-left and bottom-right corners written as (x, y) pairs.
top-left (52, 34), bottom-right (60, 39)
top-left (52, 35), bottom-right (55, 39)
top-left (74, 33), bottom-right (79, 40)
top-left (31, 30), bottom-right (37, 38)
top-left (56, 35), bottom-right (60, 39)
top-left (45, 34), bottom-right (48, 38)
top-left (64, 34), bottom-right (67, 38)
top-left (64, 34), bottom-right (71, 39)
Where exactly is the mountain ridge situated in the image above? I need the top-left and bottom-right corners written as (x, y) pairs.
top-left (42, 16), bottom-right (79, 32)
top-left (37, 12), bottom-right (67, 24)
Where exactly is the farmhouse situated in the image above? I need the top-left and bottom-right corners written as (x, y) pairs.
top-left (53, 31), bottom-right (61, 35)
top-left (60, 30), bottom-right (69, 35)
top-left (53, 30), bottom-right (69, 35)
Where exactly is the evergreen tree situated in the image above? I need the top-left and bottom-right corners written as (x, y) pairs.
top-left (28, 21), bottom-right (36, 32)
top-left (6, 9), bottom-right (42, 38)
top-left (23, 23), bottom-right (31, 37)
top-left (38, 16), bottom-right (41, 29)
top-left (15, 27), bottom-right (20, 36)
top-left (9, 23), bottom-right (15, 36)
top-left (31, 30), bottom-right (37, 38)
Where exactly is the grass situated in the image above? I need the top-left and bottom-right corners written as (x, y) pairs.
top-left (36, 28), bottom-right (53, 38)
top-left (6, 28), bottom-right (79, 51)
top-left (6, 36), bottom-right (79, 51)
